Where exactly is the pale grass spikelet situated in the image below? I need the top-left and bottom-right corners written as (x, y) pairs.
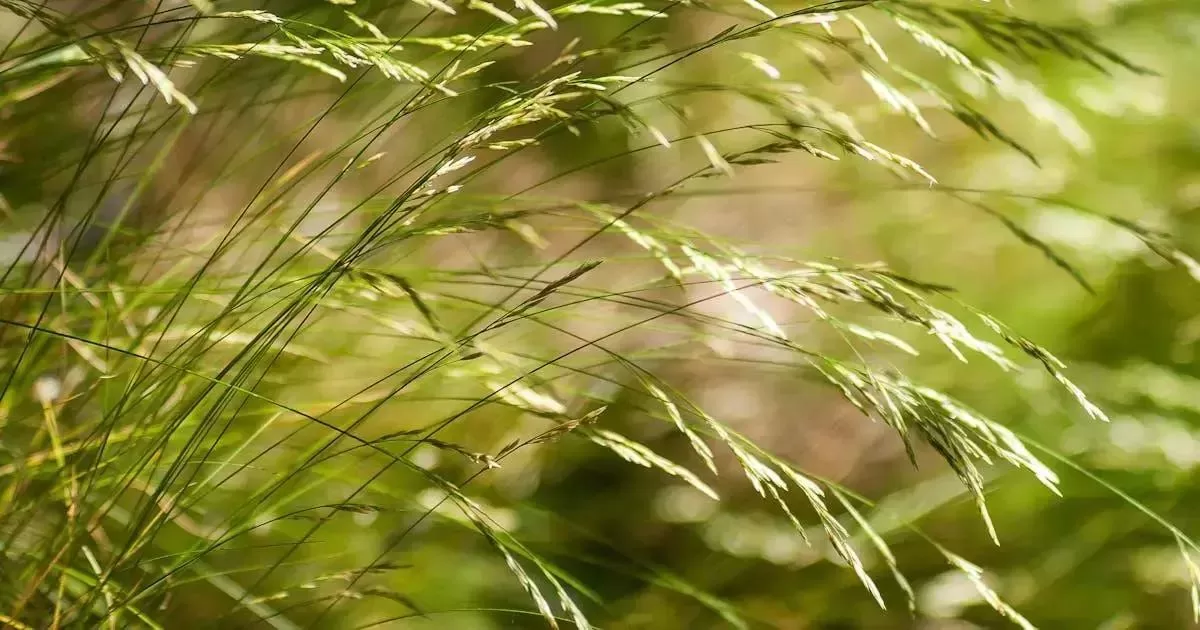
top-left (216, 10), bottom-right (285, 24)
top-left (681, 245), bottom-right (787, 339)
top-left (114, 42), bottom-right (198, 113)
top-left (861, 70), bottom-right (935, 135)
top-left (588, 429), bottom-right (719, 500)
top-left (696, 134), bottom-right (734, 177)
top-left (942, 551), bottom-right (1038, 630)
top-left (468, 0), bottom-right (520, 24)
top-left (740, 0), bottom-right (776, 19)
top-left (847, 14), bottom-right (888, 63)
top-left (433, 155), bottom-right (477, 179)
top-left (643, 381), bottom-right (717, 473)
top-left (741, 52), bottom-right (781, 79)
top-left (412, 0), bottom-right (458, 15)
top-left (515, 0), bottom-right (559, 29)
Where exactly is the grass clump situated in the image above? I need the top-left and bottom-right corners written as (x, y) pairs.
top-left (0, 0), bottom-right (1195, 628)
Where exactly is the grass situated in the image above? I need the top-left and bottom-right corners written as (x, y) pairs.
top-left (0, 0), bottom-right (1195, 627)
